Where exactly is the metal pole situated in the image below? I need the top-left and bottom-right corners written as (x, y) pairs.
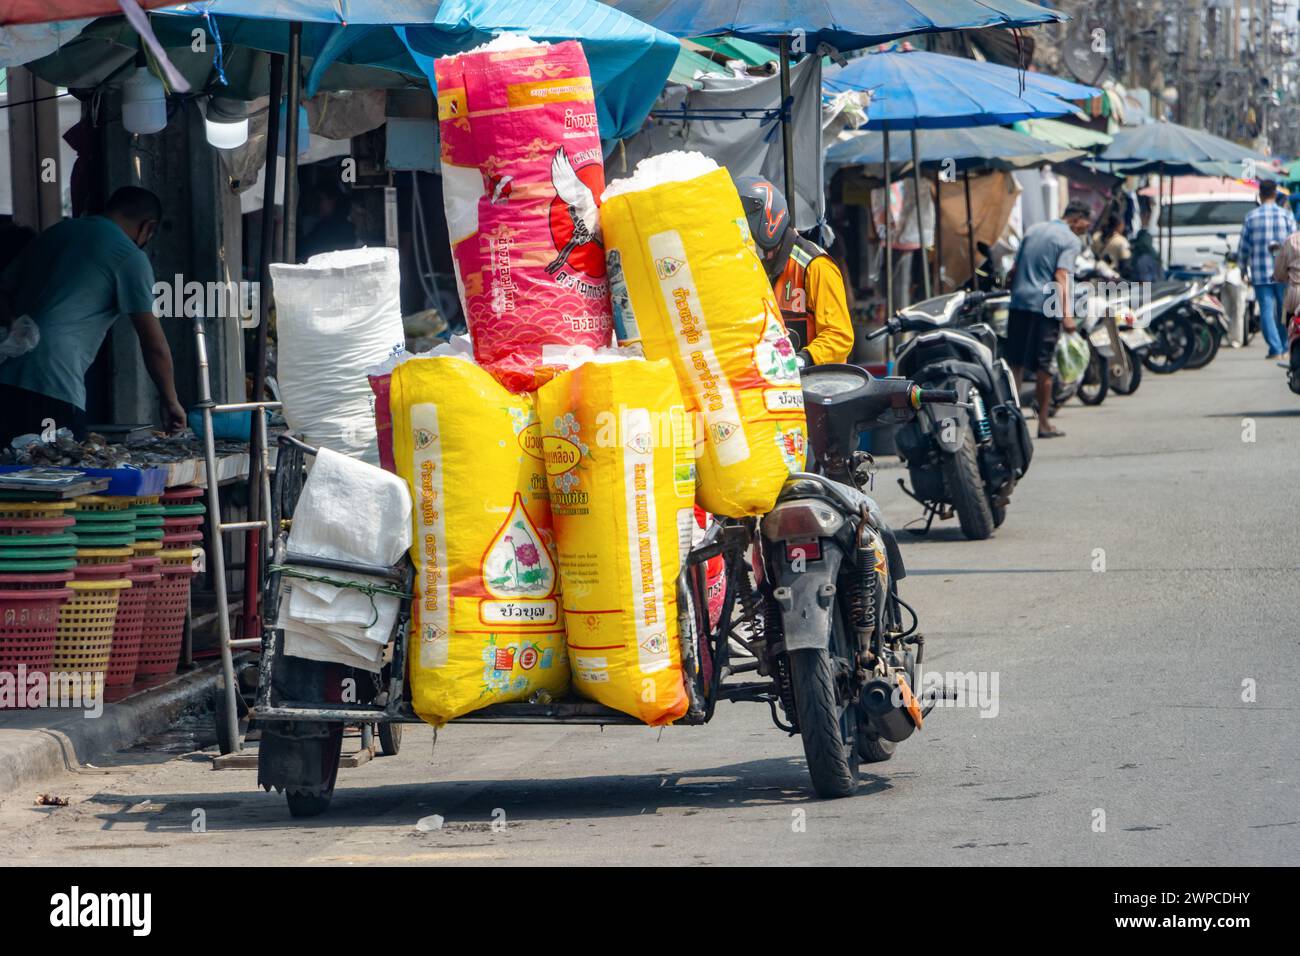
top-left (241, 52), bottom-right (284, 647)
top-left (933, 166), bottom-right (943, 292)
top-left (283, 22), bottom-right (303, 264)
top-left (883, 127), bottom-right (893, 317)
top-left (964, 169), bottom-right (977, 289)
top-left (911, 128), bottom-right (931, 299)
top-left (196, 314), bottom-right (241, 754)
top-left (778, 36), bottom-right (797, 210)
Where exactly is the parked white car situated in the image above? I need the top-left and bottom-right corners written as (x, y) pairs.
top-left (1156, 192), bottom-right (1257, 271)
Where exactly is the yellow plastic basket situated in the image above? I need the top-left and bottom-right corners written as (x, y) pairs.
top-left (158, 547), bottom-right (200, 570)
top-left (74, 547), bottom-right (134, 563)
top-left (53, 578), bottom-right (132, 700)
top-left (131, 540), bottom-right (164, 555)
top-left (73, 495), bottom-right (132, 512)
top-left (0, 501), bottom-right (78, 520)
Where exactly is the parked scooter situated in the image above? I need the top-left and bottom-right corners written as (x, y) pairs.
top-left (762, 367), bottom-right (956, 796)
top-left (1074, 256), bottom-right (1152, 396)
top-left (873, 295), bottom-right (1033, 539)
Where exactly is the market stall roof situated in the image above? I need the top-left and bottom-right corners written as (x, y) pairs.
top-left (155, 0), bottom-right (679, 140)
top-left (823, 49), bottom-right (1090, 130)
top-left (826, 124), bottom-right (1083, 175)
top-left (1094, 119), bottom-right (1275, 177)
top-left (601, 0), bottom-right (1067, 51)
top-left (684, 35), bottom-right (777, 66)
top-left (1012, 117), bottom-right (1111, 151)
top-left (0, 0), bottom-right (174, 25)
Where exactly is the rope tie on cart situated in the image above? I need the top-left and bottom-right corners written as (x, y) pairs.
top-left (269, 564), bottom-right (413, 628)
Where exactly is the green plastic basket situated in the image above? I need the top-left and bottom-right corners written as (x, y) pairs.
top-left (0, 544), bottom-right (78, 560)
top-left (134, 529), bottom-right (166, 541)
top-left (161, 503), bottom-right (207, 517)
top-left (0, 557), bottom-right (77, 572)
top-left (70, 532), bottom-right (136, 547)
top-left (0, 532), bottom-right (79, 548)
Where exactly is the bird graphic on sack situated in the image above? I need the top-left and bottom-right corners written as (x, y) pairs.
top-left (545, 148), bottom-right (606, 279)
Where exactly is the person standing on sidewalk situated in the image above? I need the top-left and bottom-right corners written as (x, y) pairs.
top-left (1237, 180), bottom-right (1297, 360)
top-left (1006, 200), bottom-right (1091, 439)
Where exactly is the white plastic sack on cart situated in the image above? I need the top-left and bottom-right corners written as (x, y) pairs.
top-left (276, 446), bottom-right (413, 671)
top-left (270, 248), bottom-right (407, 464)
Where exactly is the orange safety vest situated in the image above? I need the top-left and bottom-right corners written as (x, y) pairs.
top-left (773, 237), bottom-right (829, 355)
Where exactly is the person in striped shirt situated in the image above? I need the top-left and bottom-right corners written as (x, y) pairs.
top-left (1237, 180), bottom-right (1297, 359)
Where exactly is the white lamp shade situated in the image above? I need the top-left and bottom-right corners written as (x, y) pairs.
top-left (205, 115), bottom-right (249, 149)
top-left (122, 65), bottom-right (167, 135)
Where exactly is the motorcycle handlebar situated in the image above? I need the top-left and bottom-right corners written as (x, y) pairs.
top-left (917, 388), bottom-right (959, 404)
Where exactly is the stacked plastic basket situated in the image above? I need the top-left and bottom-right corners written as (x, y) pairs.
top-left (136, 487), bottom-right (204, 679)
top-left (56, 496), bottom-right (136, 699)
top-left (104, 497), bottom-right (167, 688)
top-left (0, 501), bottom-right (77, 706)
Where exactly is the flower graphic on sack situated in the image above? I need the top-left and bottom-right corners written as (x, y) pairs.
top-left (483, 495), bottom-right (555, 597)
top-left (546, 412), bottom-right (589, 494)
top-left (755, 301), bottom-right (801, 385)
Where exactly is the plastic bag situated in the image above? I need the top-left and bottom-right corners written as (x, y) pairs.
top-left (1056, 330), bottom-right (1089, 385)
top-left (600, 153), bottom-right (807, 517)
top-left (436, 37), bottom-right (614, 393)
top-left (0, 315), bottom-right (39, 363)
top-left (270, 248), bottom-right (406, 464)
top-left (536, 357), bottom-right (694, 725)
top-left (389, 355), bottom-right (568, 724)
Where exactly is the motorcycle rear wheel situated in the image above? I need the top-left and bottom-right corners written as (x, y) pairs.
top-left (789, 647), bottom-right (860, 798)
top-left (943, 431), bottom-right (996, 540)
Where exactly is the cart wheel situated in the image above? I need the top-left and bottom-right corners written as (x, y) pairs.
top-left (378, 721), bottom-right (403, 756)
top-left (284, 727), bottom-right (343, 819)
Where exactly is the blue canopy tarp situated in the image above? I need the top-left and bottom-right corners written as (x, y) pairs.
top-left (823, 50), bottom-right (1095, 130)
top-left (826, 125), bottom-right (1083, 173)
top-left (601, 0), bottom-right (1065, 52)
top-left (158, 0), bottom-right (679, 139)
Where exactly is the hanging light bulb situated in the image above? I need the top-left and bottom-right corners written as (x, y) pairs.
top-left (205, 96), bottom-right (250, 150)
top-left (276, 103), bottom-right (311, 157)
top-left (122, 65), bottom-right (167, 135)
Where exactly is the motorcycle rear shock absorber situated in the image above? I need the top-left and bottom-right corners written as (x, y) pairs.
top-left (851, 516), bottom-right (880, 664)
top-left (971, 389), bottom-right (992, 443)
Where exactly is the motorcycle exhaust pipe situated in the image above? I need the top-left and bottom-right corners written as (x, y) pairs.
top-left (858, 673), bottom-right (923, 743)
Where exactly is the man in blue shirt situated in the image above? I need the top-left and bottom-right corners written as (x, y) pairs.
top-left (0, 187), bottom-right (184, 446)
top-left (1237, 179), bottom-right (1297, 359)
top-left (1007, 200), bottom-right (1091, 438)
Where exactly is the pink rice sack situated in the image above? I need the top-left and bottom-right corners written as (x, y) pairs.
top-left (436, 40), bottom-right (614, 393)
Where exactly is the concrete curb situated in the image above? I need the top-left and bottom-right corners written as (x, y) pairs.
top-left (0, 662), bottom-right (220, 799)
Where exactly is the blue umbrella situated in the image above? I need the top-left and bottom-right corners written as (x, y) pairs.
top-left (159, 0), bottom-right (679, 140)
top-left (824, 50), bottom-right (1091, 130)
top-left (602, 0), bottom-right (1065, 51)
top-left (826, 125), bottom-right (1084, 173)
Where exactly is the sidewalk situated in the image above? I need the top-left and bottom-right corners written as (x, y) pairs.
top-left (0, 663), bottom-right (220, 799)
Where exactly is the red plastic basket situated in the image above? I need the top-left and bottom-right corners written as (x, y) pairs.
top-left (0, 516), bottom-right (76, 535)
top-left (161, 515), bottom-right (205, 530)
top-left (0, 571), bottom-right (75, 591)
top-left (74, 561), bottom-right (134, 580)
top-left (105, 563), bottom-right (163, 688)
top-left (161, 531), bottom-right (204, 546)
top-left (160, 486), bottom-right (204, 504)
top-left (136, 564), bottom-right (197, 678)
top-left (0, 587), bottom-right (73, 707)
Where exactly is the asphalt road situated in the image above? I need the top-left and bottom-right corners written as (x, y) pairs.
top-left (2, 345), bottom-right (1297, 866)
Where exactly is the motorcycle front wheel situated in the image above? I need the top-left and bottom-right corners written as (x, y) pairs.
top-left (942, 430), bottom-right (996, 540)
top-left (1143, 314), bottom-right (1194, 374)
top-left (1077, 347), bottom-right (1109, 405)
top-left (1112, 346), bottom-right (1143, 395)
top-left (1185, 322), bottom-right (1221, 370)
top-left (789, 647), bottom-right (860, 798)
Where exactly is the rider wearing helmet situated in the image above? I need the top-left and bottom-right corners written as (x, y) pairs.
top-left (735, 175), bottom-right (854, 367)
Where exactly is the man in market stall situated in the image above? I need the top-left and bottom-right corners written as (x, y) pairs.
top-left (0, 186), bottom-right (185, 448)
top-left (735, 176), bottom-right (855, 366)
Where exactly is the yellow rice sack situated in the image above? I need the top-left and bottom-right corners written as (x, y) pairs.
top-left (537, 358), bottom-right (694, 725)
top-left (390, 356), bottom-right (568, 724)
top-left (601, 156), bottom-right (808, 517)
